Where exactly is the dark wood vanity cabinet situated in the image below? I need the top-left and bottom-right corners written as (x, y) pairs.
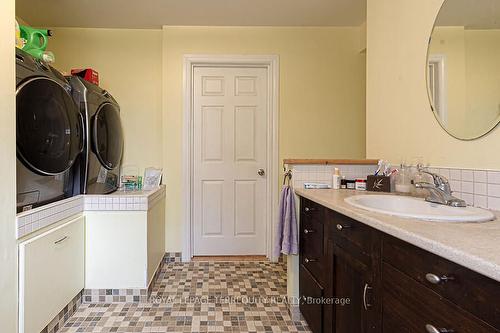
top-left (326, 210), bottom-right (382, 333)
top-left (298, 196), bottom-right (500, 333)
top-left (299, 198), bottom-right (381, 333)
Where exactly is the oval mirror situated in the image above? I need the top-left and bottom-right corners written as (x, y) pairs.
top-left (427, 0), bottom-right (500, 140)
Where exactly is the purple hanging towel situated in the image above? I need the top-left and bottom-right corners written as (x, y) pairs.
top-left (274, 185), bottom-right (298, 258)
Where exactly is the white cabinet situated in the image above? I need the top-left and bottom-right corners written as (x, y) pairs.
top-left (85, 196), bottom-right (165, 289)
top-left (19, 215), bottom-right (85, 333)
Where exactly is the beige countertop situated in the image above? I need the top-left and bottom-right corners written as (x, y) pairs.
top-left (294, 188), bottom-right (500, 282)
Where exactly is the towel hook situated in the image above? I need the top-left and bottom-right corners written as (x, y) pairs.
top-left (283, 169), bottom-right (292, 186)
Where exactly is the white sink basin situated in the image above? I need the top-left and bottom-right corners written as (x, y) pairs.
top-left (345, 194), bottom-right (495, 223)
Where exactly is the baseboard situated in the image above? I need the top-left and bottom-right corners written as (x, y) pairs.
top-left (82, 252), bottom-right (182, 303)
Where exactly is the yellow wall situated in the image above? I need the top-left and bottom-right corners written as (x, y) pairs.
top-left (366, 0), bottom-right (500, 169)
top-left (1, 1), bottom-right (18, 332)
top-left (47, 28), bottom-right (164, 175)
top-left (163, 26), bottom-right (367, 251)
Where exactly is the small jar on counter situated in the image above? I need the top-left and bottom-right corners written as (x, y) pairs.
top-left (340, 176), bottom-right (347, 189)
top-left (355, 179), bottom-right (367, 191)
top-left (346, 179), bottom-right (356, 190)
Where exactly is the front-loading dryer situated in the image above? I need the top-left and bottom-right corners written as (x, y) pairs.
top-left (70, 76), bottom-right (123, 194)
top-left (16, 48), bottom-right (84, 212)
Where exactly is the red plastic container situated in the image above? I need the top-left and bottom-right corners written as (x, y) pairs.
top-left (71, 68), bottom-right (99, 86)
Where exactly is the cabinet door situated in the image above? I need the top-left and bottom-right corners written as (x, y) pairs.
top-left (328, 239), bottom-right (379, 333)
top-left (19, 215), bottom-right (85, 333)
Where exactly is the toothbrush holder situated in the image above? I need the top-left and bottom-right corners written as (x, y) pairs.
top-left (366, 175), bottom-right (392, 192)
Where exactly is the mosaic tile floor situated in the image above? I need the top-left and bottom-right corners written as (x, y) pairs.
top-left (59, 260), bottom-right (310, 333)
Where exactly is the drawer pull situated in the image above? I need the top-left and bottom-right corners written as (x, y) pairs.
top-left (336, 224), bottom-right (350, 231)
top-left (363, 283), bottom-right (372, 310)
top-left (425, 273), bottom-right (454, 285)
top-left (303, 229), bottom-right (315, 234)
top-left (304, 258), bottom-right (317, 263)
top-left (425, 324), bottom-right (454, 333)
top-left (54, 236), bottom-right (68, 245)
top-left (304, 207), bottom-right (315, 212)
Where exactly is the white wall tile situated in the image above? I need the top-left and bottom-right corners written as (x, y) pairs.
top-left (450, 180), bottom-right (461, 193)
top-left (474, 195), bottom-right (488, 208)
top-left (461, 181), bottom-right (474, 194)
top-left (487, 184), bottom-right (500, 198)
top-left (449, 169), bottom-right (461, 180)
top-left (473, 170), bottom-right (487, 183)
top-left (461, 170), bottom-right (474, 182)
top-left (474, 182), bottom-right (487, 196)
top-left (461, 193), bottom-right (474, 206)
top-left (488, 197), bottom-right (500, 211)
top-left (488, 171), bottom-right (500, 184)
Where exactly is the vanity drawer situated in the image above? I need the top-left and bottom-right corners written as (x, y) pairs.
top-left (383, 263), bottom-right (499, 333)
top-left (301, 198), bottom-right (326, 224)
top-left (382, 234), bottom-right (500, 329)
top-left (300, 198), bottom-right (325, 284)
top-left (329, 210), bottom-right (380, 256)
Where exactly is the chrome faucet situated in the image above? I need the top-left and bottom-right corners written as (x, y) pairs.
top-left (414, 166), bottom-right (466, 207)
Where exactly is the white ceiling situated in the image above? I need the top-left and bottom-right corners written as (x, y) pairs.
top-left (16, 0), bottom-right (366, 29)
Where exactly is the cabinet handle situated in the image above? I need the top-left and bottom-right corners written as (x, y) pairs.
top-left (303, 229), bottom-right (315, 234)
top-left (304, 258), bottom-right (317, 263)
top-left (336, 224), bottom-right (350, 231)
top-left (425, 324), bottom-right (454, 333)
top-left (54, 236), bottom-right (68, 244)
top-left (363, 283), bottom-right (372, 310)
top-left (425, 273), bottom-right (454, 285)
top-left (304, 207), bottom-right (315, 212)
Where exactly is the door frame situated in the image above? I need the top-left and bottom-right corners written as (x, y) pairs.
top-left (182, 55), bottom-right (280, 262)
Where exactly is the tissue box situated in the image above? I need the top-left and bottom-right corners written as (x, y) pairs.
top-left (366, 175), bottom-right (392, 192)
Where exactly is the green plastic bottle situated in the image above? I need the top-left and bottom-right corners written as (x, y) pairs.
top-left (19, 26), bottom-right (54, 62)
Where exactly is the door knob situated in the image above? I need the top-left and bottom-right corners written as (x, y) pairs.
top-left (257, 168), bottom-right (266, 176)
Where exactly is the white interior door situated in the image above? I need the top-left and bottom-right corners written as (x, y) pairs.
top-left (193, 66), bottom-right (268, 256)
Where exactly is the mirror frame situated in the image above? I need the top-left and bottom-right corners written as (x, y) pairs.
top-left (426, 0), bottom-right (500, 141)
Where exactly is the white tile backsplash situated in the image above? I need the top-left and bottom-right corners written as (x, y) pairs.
top-left (461, 170), bottom-right (474, 182)
top-left (450, 180), bottom-right (461, 193)
top-left (289, 163), bottom-right (378, 190)
top-left (488, 171), bottom-right (500, 184)
top-left (449, 169), bottom-right (462, 180)
top-left (474, 182), bottom-right (487, 196)
top-left (421, 166), bottom-right (500, 211)
top-left (488, 184), bottom-right (500, 198)
top-left (473, 170), bottom-right (487, 183)
top-left (290, 162), bottom-right (500, 212)
top-left (461, 181), bottom-right (474, 194)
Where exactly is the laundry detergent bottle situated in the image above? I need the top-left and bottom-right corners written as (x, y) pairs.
top-left (20, 26), bottom-right (55, 62)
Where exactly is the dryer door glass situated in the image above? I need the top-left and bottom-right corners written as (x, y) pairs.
top-left (16, 77), bottom-right (83, 175)
top-left (92, 103), bottom-right (123, 170)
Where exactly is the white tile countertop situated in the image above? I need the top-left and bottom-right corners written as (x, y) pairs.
top-left (16, 185), bottom-right (166, 239)
top-left (294, 188), bottom-right (500, 283)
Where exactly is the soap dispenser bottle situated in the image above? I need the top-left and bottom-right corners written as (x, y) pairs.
top-left (332, 168), bottom-right (341, 190)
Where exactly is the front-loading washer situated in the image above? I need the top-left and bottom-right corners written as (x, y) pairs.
top-left (16, 48), bottom-right (84, 212)
top-left (70, 76), bottom-right (123, 194)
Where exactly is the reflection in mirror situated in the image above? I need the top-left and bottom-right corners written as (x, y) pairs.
top-left (427, 0), bottom-right (500, 140)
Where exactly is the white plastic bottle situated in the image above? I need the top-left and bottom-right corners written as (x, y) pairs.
top-left (332, 168), bottom-right (341, 190)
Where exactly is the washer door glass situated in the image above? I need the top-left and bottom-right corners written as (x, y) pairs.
top-left (16, 77), bottom-right (83, 175)
top-left (92, 103), bottom-right (123, 170)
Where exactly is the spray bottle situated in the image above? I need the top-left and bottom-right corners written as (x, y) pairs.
top-left (19, 25), bottom-right (55, 63)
